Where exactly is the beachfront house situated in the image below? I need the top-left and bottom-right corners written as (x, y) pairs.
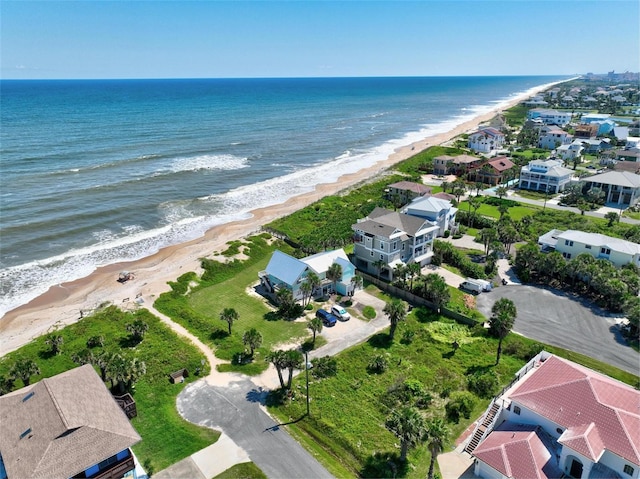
top-left (537, 125), bottom-right (572, 150)
top-left (583, 170), bottom-right (640, 207)
top-left (0, 364), bottom-right (141, 479)
top-left (351, 207), bottom-right (438, 281)
top-left (433, 155), bottom-right (455, 176)
top-left (385, 181), bottom-right (432, 205)
top-left (468, 353), bottom-right (640, 479)
top-left (259, 248), bottom-right (356, 300)
top-left (469, 156), bottom-right (516, 186)
top-left (526, 108), bottom-right (572, 126)
top-left (538, 229), bottom-right (640, 267)
top-left (519, 159), bottom-right (574, 193)
top-left (468, 127), bottom-right (505, 154)
top-left (401, 196), bottom-right (458, 237)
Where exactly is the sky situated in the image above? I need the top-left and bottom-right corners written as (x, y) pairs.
top-left (1, 1), bottom-right (639, 80)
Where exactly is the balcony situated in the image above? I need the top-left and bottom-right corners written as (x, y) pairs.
top-left (72, 452), bottom-right (135, 479)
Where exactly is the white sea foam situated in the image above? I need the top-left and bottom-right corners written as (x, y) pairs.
top-left (168, 154), bottom-right (248, 173)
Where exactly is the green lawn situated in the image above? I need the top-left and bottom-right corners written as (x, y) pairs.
top-left (156, 236), bottom-right (310, 375)
top-left (268, 311), bottom-right (638, 478)
top-left (213, 462), bottom-right (267, 479)
top-left (458, 201), bottom-right (539, 221)
top-left (0, 307), bottom-right (219, 474)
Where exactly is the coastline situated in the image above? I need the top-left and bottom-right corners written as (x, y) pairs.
top-left (0, 79), bottom-right (567, 356)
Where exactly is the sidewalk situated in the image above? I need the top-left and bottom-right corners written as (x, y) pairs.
top-left (154, 433), bottom-right (250, 479)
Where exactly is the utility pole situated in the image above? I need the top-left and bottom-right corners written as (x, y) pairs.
top-left (305, 351), bottom-right (310, 416)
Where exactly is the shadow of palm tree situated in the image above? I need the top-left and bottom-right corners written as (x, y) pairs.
top-left (246, 387), bottom-right (268, 405)
top-left (368, 333), bottom-right (393, 349)
top-left (360, 451), bottom-right (409, 478)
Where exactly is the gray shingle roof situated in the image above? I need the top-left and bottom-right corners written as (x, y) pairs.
top-left (353, 208), bottom-right (433, 238)
top-left (584, 170), bottom-right (640, 188)
top-left (0, 365), bottom-right (141, 479)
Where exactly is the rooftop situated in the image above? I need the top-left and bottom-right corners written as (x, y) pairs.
top-left (0, 365), bottom-right (141, 479)
top-left (584, 170), bottom-right (640, 188)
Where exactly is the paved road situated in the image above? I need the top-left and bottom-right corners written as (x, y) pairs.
top-left (178, 378), bottom-right (332, 479)
top-left (476, 285), bottom-right (639, 375)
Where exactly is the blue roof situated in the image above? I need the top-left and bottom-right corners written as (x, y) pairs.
top-left (265, 250), bottom-right (309, 286)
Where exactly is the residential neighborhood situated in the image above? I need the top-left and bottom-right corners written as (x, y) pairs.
top-left (1, 76), bottom-right (639, 479)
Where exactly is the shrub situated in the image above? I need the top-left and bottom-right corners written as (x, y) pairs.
top-left (503, 337), bottom-right (543, 361)
top-left (86, 335), bottom-right (104, 348)
top-left (433, 367), bottom-right (463, 398)
top-left (445, 391), bottom-right (476, 422)
top-left (311, 356), bottom-right (338, 379)
top-left (467, 370), bottom-right (500, 399)
top-left (363, 306), bottom-right (376, 319)
top-left (367, 354), bottom-right (389, 374)
top-left (400, 329), bottom-right (415, 344)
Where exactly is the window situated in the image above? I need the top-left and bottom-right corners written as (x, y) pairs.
top-left (585, 245), bottom-right (591, 249)
top-left (624, 465), bottom-right (634, 476)
top-left (600, 247), bottom-right (611, 255)
top-left (402, 244), bottom-right (406, 250)
top-left (556, 428), bottom-right (563, 434)
top-left (370, 251), bottom-right (374, 257)
top-left (380, 241), bottom-right (385, 251)
top-left (513, 406), bottom-right (521, 415)
top-left (380, 254), bottom-right (384, 260)
top-left (564, 240), bottom-right (573, 246)
top-left (392, 241), bottom-right (397, 250)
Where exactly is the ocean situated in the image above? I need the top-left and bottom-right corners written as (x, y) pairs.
top-left (0, 76), bottom-right (566, 316)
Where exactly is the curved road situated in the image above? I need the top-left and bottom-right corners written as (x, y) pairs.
top-left (178, 378), bottom-right (332, 479)
top-left (476, 285), bottom-right (639, 375)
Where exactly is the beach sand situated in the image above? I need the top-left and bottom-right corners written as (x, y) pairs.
top-left (0, 82), bottom-right (560, 356)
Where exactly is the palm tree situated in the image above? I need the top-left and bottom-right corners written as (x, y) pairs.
top-left (126, 319), bottom-right (149, 342)
top-left (605, 211), bottom-right (620, 227)
top-left (45, 333), bottom-right (64, 355)
top-left (406, 262), bottom-right (421, 292)
top-left (480, 228), bottom-right (498, 256)
top-left (284, 349), bottom-right (303, 389)
top-left (302, 271), bottom-right (321, 305)
top-left (385, 406), bottom-right (427, 462)
top-left (242, 328), bottom-right (263, 357)
top-left (267, 350), bottom-right (288, 389)
top-left (490, 298), bottom-right (517, 365)
top-left (426, 418), bottom-right (450, 479)
top-left (393, 264), bottom-right (407, 286)
top-left (10, 358), bottom-right (40, 386)
top-left (350, 274), bottom-right (363, 294)
top-left (307, 317), bottom-right (323, 345)
top-left (326, 263), bottom-right (343, 295)
top-left (384, 298), bottom-right (407, 341)
top-left (372, 259), bottom-right (386, 280)
top-left (220, 308), bottom-right (239, 335)
top-left (495, 186), bottom-right (508, 199)
top-left (468, 195), bottom-right (482, 229)
top-left (497, 203), bottom-right (509, 220)
top-left (422, 273), bottom-right (450, 313)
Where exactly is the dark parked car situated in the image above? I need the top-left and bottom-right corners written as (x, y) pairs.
top-left (315, 309), bottom-right (338, 327)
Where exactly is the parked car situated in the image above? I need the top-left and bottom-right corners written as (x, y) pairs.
top-left (331, 305), bottom-right (351, 321)
top-left (315, 309), bottom-right (338, 327)
top-left (458, 280), bottom-right (482, 295)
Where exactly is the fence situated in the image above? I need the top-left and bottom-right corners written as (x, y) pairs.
top-left (359, 272), bottom-right (477, 326)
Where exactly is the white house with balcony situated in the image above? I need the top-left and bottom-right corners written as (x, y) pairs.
top-left (401, 195), bottom-right (457, 237)
top-left (468, 353), bottom-right (640, 479)
top-left (519, 159), bottom-right (574, 193)
top-left (468, 127), bottom-right (505, 154)
top-left (537, 229), bottom-right (640, 267)
top-left (556, 140), bottom-right (585, 162)
top-left (538, 125), bottom-right (573, 150)
top-left (351, 207), bottom-right (438, 281)
top-left (583, 170), bottom-right (640, 207)
top-left (527, 108), bottom-right (572, 126)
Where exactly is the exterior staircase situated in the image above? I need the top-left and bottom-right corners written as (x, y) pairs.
top-left (464, 401), bottom-right (502, 454)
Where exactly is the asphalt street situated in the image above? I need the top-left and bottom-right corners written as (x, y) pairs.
top-left (177, 378), bottom-right (332, 479)
top-left (476, 285), bottom-right (639, 375)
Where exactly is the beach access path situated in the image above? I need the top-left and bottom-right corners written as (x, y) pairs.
top-left (152, 289), bottom-right (390, 479)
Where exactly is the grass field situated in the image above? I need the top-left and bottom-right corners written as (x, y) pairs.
top-left (156, 236), bottom-right (310, 375)
top-left (0, 307), bottom-right (220, 474)
top-left (458, 200), bottom-right (539, 221)
top-left (268, 310), bottom-right (639, 478)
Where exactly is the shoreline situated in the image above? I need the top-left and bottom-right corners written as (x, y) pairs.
top-left (0, 79), bottom-right (567, 356)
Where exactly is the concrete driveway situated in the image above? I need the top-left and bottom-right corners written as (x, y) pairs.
top-left (476, 285), bottom-right (639, 375)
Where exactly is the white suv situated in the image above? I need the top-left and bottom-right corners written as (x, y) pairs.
top-left (331, 305), bottom-right (350, 321)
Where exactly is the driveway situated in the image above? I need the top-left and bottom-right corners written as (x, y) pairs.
top-left (178, 378), bottom-right (332, 479)
top-left (476, 286), bottom-right (639, 375)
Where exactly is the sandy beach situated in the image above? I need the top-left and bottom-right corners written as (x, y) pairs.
top-left (0, 81), bottom-right (563, 356)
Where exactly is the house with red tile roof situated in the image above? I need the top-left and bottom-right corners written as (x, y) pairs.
top-left (385, 181), bottom-right (432, 205)
top-left (470, 156), bottom-right (517, 186)
top-left (469, 353), bottom-right (640, 479)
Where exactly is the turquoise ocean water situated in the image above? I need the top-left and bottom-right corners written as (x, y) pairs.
top-left (0, 76), bottom-right (566, 316)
